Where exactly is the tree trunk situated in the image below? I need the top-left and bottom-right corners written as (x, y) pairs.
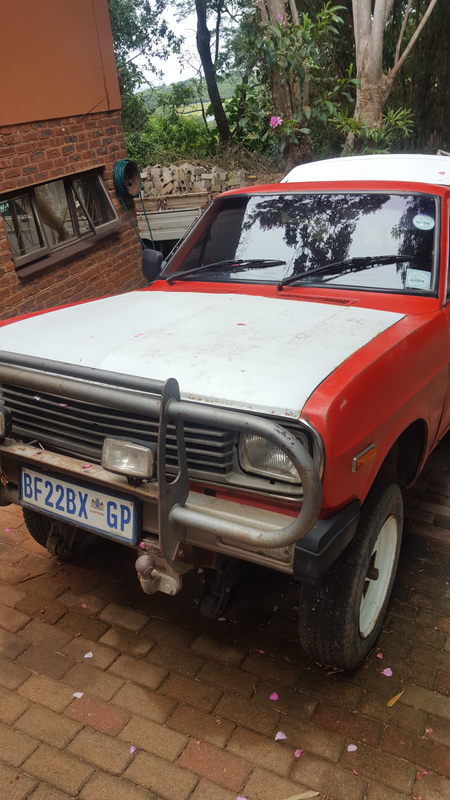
top-left (195, 0), bottom-right (231, 143)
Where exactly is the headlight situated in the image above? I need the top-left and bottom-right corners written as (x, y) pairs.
top-left (102, 438), bottom-right (156, 480)
top-left (239, 433), bottom-right (307, 483)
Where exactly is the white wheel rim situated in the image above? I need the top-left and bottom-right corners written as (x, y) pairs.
top-left (359, 515), bottom-right (398, 639)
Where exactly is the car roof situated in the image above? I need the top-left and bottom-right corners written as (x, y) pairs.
top-left (283, 154), bottom-right (450, 187)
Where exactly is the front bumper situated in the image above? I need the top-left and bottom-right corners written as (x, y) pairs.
top-left (0, 351), bottom-right (322, 575)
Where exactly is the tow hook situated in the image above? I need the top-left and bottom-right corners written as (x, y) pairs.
top-left (135, 552), bottom-right (182, 596)
top-left (46, 521), bottom-right (77, 557)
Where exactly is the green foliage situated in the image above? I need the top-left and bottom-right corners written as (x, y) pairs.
top-left (124, 112), bottom-right (218, 166)
top-left (334, 107), bottom-right (413, 154)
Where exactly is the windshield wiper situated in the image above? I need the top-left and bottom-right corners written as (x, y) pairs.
top-left (166, 258), bottom-right (286, 284)
top-left (277, 255), bottom-right (415, 291)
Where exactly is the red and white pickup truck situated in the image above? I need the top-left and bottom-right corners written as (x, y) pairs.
top-left (0, 153), bottom-right (448, 669)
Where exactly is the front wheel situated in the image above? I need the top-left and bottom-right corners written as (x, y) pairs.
top-left (298, 482), bottom-right (403, 670)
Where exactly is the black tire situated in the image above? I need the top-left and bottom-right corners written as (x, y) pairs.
top-left (298, 481), bottom-right (403, 670)
top-left (22, 507), bottom-right (51, 548)
top-left (22, 508), bottom-right (104, 559)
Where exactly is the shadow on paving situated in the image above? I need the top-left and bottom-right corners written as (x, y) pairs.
top-left (1, 437), bottom-right (450, 799)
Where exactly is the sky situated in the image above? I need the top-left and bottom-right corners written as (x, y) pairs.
top-left (144, 9), bottom-right (199, 88)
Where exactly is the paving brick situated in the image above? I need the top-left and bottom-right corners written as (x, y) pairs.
top-left (381, 723), bottom-right (450, 778)
top-left (374, 630), bottom-right (413, 660)
top-left (427, 714), bottom-right (450, 747)
top-left (224, 623), bottom-right (284, 658)
top-left (296, 668), bottom-right (364, 710)
top-left (0, 762), bottom-right (37, 800)
top-left (282, 716), bottom-right (346, 763)
top-left (360, 691), bottom-right (427, 734)
top-left (64, 694), bottom-right (131, 735)
top-left (109, 653), bottom-right (167, 689)
top-left (146, 642), bottom-right (205, 677)
top-left (21, 743), bottom-right (94, 796)
top-left (214, 692), bottom-right (279, 736)
top-left (313, 701), bottom-right (384, 747)
top-left (68, 726), bottom-right (133, 774)
top-left (243, 766), bottom-right (310, 800)
top-left (58, 590), bottom-right (108, 616)
top-left (241, 650), bottom-right (297, 688)
top-left (62, 662), bottom-right (124, 700)
top-left (0, 561), bottom-right (36, 585)
top-left (0, 601), bottom-right (29, 632)
top-left (16, 644), bottom-right (73, 680)
top-left (0, 628), bottom-right (30, 659)
top-left (341, 741), bottom-right (416, 794)
top-left (20, 619), bottom-right (73, 650)
top-left (99, 602), bottom-right (149, 632)
top-left (196, 660), bottom-right (256, 697)
top-left (190, 635), bottom-right (246, 666)
top-left (124, 750), bottom-right (198, 800)
top-left (178, 739), bottom-right (251, 792)
top-left (55, 609), bottom-right (110, 640)
top-left (0, 652), bottom-right (30, 690)
top-left (167, 703), bottom-right (235, 748)
top-left (99, 625), bottom-right (154, 658)
top-left (113, 681), bottom-right (176, 723)
top-left (292, 753), bottom-right (367, 800)
top-left (159, 673), bottom-right (223, 712)
top-left (0, 686), bottom-right (29, 725)
top-left (141, 617), bottom-right (196, 649)
top-left (253, 680), bottom-right (318, 722)
top-left (15, 703), bottom-right (81, 748)
top-left (387, 615), bottom-right (446, 649)
top-left (119, 714), bottom-right (188, 760)
top-left (226, 726), bottom-right (294, 778)
top-left (188, 778), bottom-right (236, 800)
top-left (14, 593), bottom-right (67, 625)
top-left (29, 785), bottom-right (72, 800)
top-left (411, 772), bottom-right (450, 799)
top-left (79, 771), bottom-right (156, 800)
top-left (0, 721), bottom-right (39, 766)
top-left (437, 670), bottom-right (450, 695)
top-left (0, 580), bottom-right (26, 607)
top-left (17, 673), bottom-right (74, 712)
top-left (61, 636), bottom-right (118, 670)
top-left (366, 781), bottom-right (412, 800)
top-left (401, 684), bottom-right (450, 719)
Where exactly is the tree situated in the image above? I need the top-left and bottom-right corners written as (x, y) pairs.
top-left (351, 0), bottom-right (438, 128)
top-left (194, 0), bottom-right (232, 141)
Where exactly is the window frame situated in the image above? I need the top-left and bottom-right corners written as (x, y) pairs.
top-left (0, 169), bottom-right (120, 272)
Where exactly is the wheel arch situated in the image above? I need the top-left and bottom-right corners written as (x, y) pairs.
top-left (377, 418), bottom-right (428, 490)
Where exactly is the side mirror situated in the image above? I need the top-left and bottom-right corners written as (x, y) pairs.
top-left (142, 248), bottom-right (164, 282)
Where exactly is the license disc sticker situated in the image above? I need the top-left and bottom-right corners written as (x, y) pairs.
top-left (412, 214), bottom-right (435, 231)
top-left (405, 268), bottom-right (431, 291)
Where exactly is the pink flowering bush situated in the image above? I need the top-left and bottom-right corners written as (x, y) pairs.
top-left (270, 116), bottom-right (283, 128)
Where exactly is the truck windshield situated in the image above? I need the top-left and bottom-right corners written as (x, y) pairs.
top-left (163, 192), bottom-right (438, 294)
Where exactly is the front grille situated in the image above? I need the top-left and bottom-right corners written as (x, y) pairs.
top-left (0, 384), bottom-right (235, 478)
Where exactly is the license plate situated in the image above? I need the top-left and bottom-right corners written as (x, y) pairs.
top-left (19, 465), bottom-right (139, 544)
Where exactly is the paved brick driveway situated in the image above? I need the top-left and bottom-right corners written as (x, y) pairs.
top-left (2, 439), bottom-right (450, 800)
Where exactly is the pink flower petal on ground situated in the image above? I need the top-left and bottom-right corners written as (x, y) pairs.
top-left (382, 668), bottom-right (393, 676)
top-left (81, 603), bottom-right (87, 608)
top-left (295, 749), bottom-right (302, 758)
top-left (73, 692), bottom-right (84, 699)
top-left (258, 650), bottom-right (265, 654)
top-left (84, 652), bottom-right (93, 659)
top-left (198, 568), bottom-right (203, 573)
top-left (218, 617), bottom-right (226, 621)
top-left (134, 333), bottom-right (143, 337)
top-left (237, 796), bottom-right (247, 800)
top-left (59, 403), bottom-right (68, 407)
top-left (347, 744), bottom-right (357, 752)
top-left (293, 606), bottom-right (299, 611)
top-left (352, 768), bottom-right (359, 775)
top-left (376, 652), bottom-right (383, 659)
top-left (139, 542), bottom-right (145, 549)
top-left (273, 605), bottom-right (278, 611)
top-left (270, 692), bottom-right (278, 701)
top-left (82, 464), bottom-right (91, 469)
top-left (275, 731), bottom-right (287, 741)
top-left (4, 528), bottom-right (10, 532)
top-left (237, 323), bottom-right (246, 326)
top-left (130, 746), bottom-right (137, 754)
top-left (426, 727), bottom-right (433, 734)
top-left (435, 627), bottom-right (439, 631)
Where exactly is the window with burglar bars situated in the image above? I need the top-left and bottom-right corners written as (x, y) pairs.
top-left (0, 171), bottom-right (119, 269)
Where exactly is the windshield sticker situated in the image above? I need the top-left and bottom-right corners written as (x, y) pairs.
top-left (412, 214), bottom-right (435, 231)
top-left (405, 268), bottom-right (431, 290)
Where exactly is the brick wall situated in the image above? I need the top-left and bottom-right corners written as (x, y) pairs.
top-left (0, 110), bottom-right (146, 320)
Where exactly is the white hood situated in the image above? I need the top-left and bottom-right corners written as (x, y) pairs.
top-left (0, 291), bottom-right (403, 417)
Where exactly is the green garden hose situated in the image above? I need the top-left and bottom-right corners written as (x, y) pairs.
top-left (113, 159), bottom-right (155, 249)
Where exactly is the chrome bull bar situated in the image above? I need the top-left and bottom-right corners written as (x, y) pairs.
top-left (0, 351), bottom-right (322, 570)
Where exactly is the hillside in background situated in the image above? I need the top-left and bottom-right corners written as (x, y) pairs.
top-left (141, 75), bottom-right (239, 112)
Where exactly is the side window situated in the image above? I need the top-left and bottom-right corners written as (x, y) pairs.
top-left (0, 171), bottom-right (119, 270)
